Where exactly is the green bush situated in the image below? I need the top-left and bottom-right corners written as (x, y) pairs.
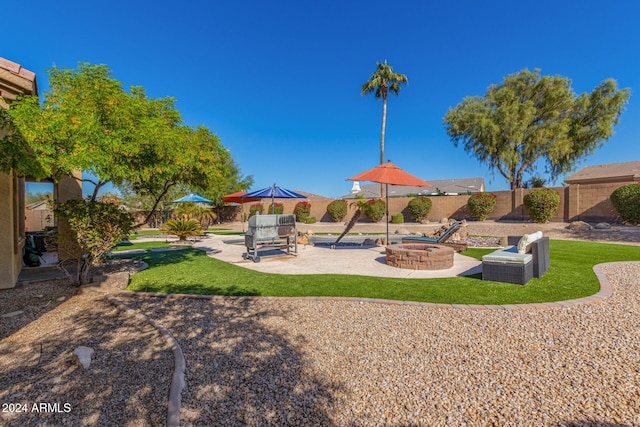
top-left (610, 183), bottom-right (640, 224)
top-left (294, 201), bottom-right (311, 221)
top-left (391, 213), bottom-right (404, 224)
top-left (249, 204), bottom-right (263, 217)
top-left (326, 199), bottom-right (348, 222)
top-left (268, 203), bottom-right (284, 214)
top-left (303, 216), bottom-right (316, 224)
top-left (407, 196), bottom-right (432, 222)
top-left (364, 199), bottom-right (386, 223)
top-left (467, 192), bottom-right (497, 220)
top-left (162, 218), bottom-right (202, 241)
top-left (523, 188), bottom-right (560, 223)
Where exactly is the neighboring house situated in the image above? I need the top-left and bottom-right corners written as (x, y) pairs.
top-left (0, 57), bottom-right (82, 289)
top-left (564, 161), bottom-right (640, 185)
top-left (341, 177), bottom-right (485, 199)
top-left (25, 200), bottom-right (54, 231)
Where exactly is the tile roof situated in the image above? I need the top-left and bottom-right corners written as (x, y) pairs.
top-left (564, 161), bottom-right (640, 183)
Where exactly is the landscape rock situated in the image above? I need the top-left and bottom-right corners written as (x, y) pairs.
top-left (297, 235), bottom-right (308, 245)
top-left (394, 228), bottom-right (411, 235)
top-left (362, 238), bottom-right (377, 246)
top-left (567, 221), bottom-right (592, 232)
top-left (375, 238), bottom-right (387, 245)
top-left (306, 229), bottom-right (314, 236)
top-left (595, 222), bottom-right (611, 229)
top-left (1, 310), bottom-right (24, 318)
top-left (440, 217), bottom-right (449, 224)
top-left (72, 346), bottom-right (94, 369)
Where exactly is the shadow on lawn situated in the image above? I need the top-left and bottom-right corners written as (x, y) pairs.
top-left (124, 295), bottom-right (343, 426)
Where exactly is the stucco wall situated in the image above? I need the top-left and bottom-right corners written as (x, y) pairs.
top-left (0, 172), bottom-right (24, 289)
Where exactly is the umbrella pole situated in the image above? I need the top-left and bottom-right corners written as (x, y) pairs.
top-left (386, 183), bottom-right (389, 246)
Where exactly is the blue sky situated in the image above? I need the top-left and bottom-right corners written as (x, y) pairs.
top-left (5, 0), bottom-right (640, 198)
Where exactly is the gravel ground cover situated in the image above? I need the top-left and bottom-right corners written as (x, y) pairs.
top-left (121, 261), bottom-right (640, 426)
top-left (0, 260), bottom-right (172, 427)
top-left (2, 224), bottom-right (640, 426)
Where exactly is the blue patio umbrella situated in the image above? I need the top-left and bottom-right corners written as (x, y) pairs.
top-left (243, 183), bottom-right (306, 213)
top-left (172, 193), bottom-right (213, 204)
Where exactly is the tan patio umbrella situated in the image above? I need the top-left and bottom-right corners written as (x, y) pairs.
top-left (347, 161), bottom-right (431, 245)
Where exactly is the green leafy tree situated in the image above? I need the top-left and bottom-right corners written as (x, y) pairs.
top-left (54, 199), bottom-right (134, 285)
top-left (2, 62), bottom-right (249, 226)
top-left (444, 69), bottom-right (630, 189)
top-left (362, 60), bottom-right (408, 197)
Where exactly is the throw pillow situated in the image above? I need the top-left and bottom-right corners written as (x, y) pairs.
top-left (517, 234), bottom-right (531, 254)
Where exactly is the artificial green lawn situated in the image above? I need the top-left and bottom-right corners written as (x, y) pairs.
top-left (118, 240), bottom-right (640, 305)
top-left (113, 241), bottom-right (177, 252)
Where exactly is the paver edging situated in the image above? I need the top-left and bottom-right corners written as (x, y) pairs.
top-left (104, 294), bottom-right (185, 427)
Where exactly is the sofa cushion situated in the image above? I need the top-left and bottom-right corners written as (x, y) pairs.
top-left (482, 245), bottom-right (533, 264)
top-left (517, 231), bottom-right (543, 254)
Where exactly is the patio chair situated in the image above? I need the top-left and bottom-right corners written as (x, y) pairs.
top-left (401, 221), bottom-right (462, 244)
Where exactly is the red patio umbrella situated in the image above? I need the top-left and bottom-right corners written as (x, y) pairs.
top-left (347, 161), bottom-right (431, 245)
top-left (222, 191), bottom-right (261, 232)
top-left (222, 191), bottom-right (261, 204)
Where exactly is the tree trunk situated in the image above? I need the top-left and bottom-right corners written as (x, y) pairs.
top-left (380, 95), bottom-right (388, 198)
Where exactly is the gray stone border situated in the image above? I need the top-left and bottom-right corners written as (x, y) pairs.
top-left (105, 294), bottom-right (185, 427)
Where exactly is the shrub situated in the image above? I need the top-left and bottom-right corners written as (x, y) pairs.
top-left (294, 201), bottom-right (311, 221)
top-left (326, 199), bottom-right (348, 222)
top-left (162, 218), bottom-right (202, 240)
top-left (54, 199), bottom-right (134, 285)
top-left (249, 203), bottom-right (263, 217)
top-left (303, 216), bottom-right (316, 224)
top-left (268, 203), bottom-right (284, 214)
top-left (467, 192), bottom-right (497, 221)
top-left (391, 213), bottom-right (404, 224)
top-left (523, 188), bottom-right (560, 223)
top-left (407, 196), bottom-right (432, 222)
top-left (363, 199), bottom-right (386, 223)
top-left (610, 183), bottom-right (640, 224)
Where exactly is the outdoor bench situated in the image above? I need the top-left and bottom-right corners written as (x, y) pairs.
top-left (481, 232), bottom-right (550, 285)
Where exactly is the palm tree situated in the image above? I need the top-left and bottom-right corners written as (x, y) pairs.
top-left (361, 60), bottom-right (408, 196)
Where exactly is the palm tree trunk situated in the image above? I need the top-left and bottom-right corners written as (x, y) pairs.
top-left (335, 209), bottom-right (362, 244)
top-left (380, 96), bottom-right (388, 198)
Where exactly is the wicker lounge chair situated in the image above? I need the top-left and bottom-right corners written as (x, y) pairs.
top-left (482, 234), bottom-right (550, 285)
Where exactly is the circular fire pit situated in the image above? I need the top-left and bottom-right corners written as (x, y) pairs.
top-left (386, 243), bottom-right (454, 270)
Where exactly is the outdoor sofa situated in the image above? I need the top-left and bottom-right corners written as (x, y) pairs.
top-left (481, 232), bottom-right (550, 285)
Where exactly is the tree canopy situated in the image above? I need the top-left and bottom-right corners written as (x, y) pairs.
top-left (1, 62), bottom-right (251, 223)
top-left (443, 69), bottom-right (630, 189)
